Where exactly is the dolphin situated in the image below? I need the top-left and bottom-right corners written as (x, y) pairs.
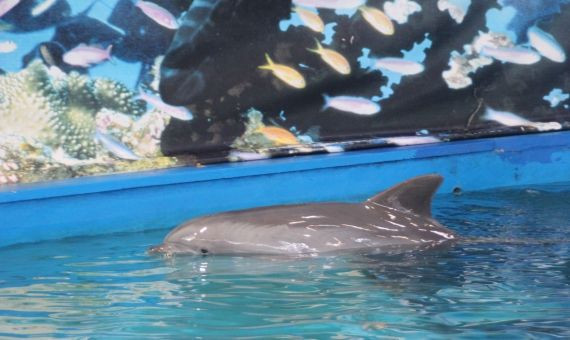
top-left (149, 174), bottom-right (457, 256)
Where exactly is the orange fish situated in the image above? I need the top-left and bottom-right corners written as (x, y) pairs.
top-left (294, 7), bottom-right (324, 33)
top-left (359, 6), bottom-right (394, 35)
top-left (259, 53), bottom-right (306, 89)
top-left (308, 40), bottom-right (351, 75)
top-left (257, 126), bottom-right (299, 146)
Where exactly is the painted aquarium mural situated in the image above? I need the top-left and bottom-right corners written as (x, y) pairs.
top-left (0, 0), bottom-right (569, 185)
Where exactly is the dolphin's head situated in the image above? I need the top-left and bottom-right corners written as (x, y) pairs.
top-left (148, 220), bottom-right (212, 256)
top-left (148, 242), bottom-right (207, 256)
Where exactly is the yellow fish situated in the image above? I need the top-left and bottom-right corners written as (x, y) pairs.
top-left (259, 53), bottom-right (306, 89)
top-left (294, 7), bottom-right (324, 33)
top-left (308, 40), bottom-right (351, 75)
top-left (257, 126), bottom-right (299, 146)
top-left (359, 6), bottom-right (394, 35)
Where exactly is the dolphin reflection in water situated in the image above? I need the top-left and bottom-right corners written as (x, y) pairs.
top-left (149, 174), bottom-right (457, 256)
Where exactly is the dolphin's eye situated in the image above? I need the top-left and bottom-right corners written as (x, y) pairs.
top-left (200, 249), bottom-right (208, 254)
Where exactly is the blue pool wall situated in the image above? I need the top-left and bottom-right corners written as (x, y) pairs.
top-left (1, 131), bottom-right (570, 248)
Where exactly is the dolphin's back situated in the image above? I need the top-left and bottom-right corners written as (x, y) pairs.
top-left (151, 175), bottom-right (457, 255)
top-left (163, 202), bottom-right (382, 254)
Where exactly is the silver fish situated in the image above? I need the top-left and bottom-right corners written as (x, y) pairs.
top-left (383, 136), bottom-right (441, 146)
top-left (480, 46), bottom-right (541, 65)
top-left (31, 0), bottom-right (57, 16)
top-left (135, 0), bottom-right (179, 30)
top-left (483, 107), bottom-right (562, 132)
top-left (527, 26), bottom-right (566, 63)
top-left (0, 0), bottom-right (20, 18)
top-left (0, 40), bottom-right (16, 53)
top-left (323, 95), bottom-right (380, 115)
top-left (95, 131), bottom-right (141, 161)
top-left (63, 44), bottom-right (113, 68)
top-left (292, 0), bottom-right (365, 10)
top-left (137, 91), bottom-right (193, 121)
top-left (372, 58), bottom-right (424, 75)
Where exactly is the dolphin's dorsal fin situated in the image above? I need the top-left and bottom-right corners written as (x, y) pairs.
top-left (366, 174), bottom-right (443, 217)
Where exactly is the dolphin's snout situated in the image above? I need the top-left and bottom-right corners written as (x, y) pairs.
top-left (148, 243), bottom-right (200, 256)
top-left (148, 244), bottom-right (168, 254)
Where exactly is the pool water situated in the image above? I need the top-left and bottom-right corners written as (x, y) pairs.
top-left (1, 185), bottom-right (569, 338)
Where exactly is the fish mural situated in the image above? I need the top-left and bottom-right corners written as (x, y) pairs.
top-left (527, 26), bottom-right (566, 63)
top-left (383, 0), bottom-right (422, 25)
top-left (480, 46), bottom-right (541, 65)
top-left (136, 90), bottom-right (193, 121)
top-left (371, 57), bottom-right (424, 75)
top-left (307, 40), bottom-right (351, 75)
top-left (31, 0), bottom-right (58, 17)
top-left (359, 6), bottom-right (395, 35)
top-left (292, 0), bottom-right (366, 10)
top-left (0, 0), bottom-right (71, 32)
top-left (259, 53), bottom-right (307, 89)
top-left (323, 95), bottom-right (380, 115)
top-left (62, 44), bottom-right (113, 68)
top-left (0, 0), bottom-right (20, 18)
top-left (134, 0), bottom-right (179, 30)
top-left (0, 0), bottom-right (569, 185)
top-left (482, 107), bottom-right (562, 132)
top-left (95, 130), bottom-right (141, 161)
top-left (257, 126), bottom-right (300, 146)
top-left (0, 40), bottom-right (17, 53)
top-left (437, 0), bottom-right (471, 24)
top-left (293, 7), bottom-right (324, 33)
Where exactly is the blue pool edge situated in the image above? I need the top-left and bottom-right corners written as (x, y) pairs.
top-left (1, 131), bottom-right (570, 248)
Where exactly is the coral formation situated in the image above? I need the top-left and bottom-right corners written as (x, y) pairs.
top-left (0, 61), bottom-right (58, 143)
top-left (0, 135), bottom-right (75, 184)
top-left (93, 79), bottom-right (147, 117)
top-left (0, 61), bottom-right (149, 159)
top-left (442, 32), bottom-right (512, 89)
top-left (96, 108), bottom-right (170, 158)
top-left (0, 132), bottom-right (180, 185)
top-left (0, 61), bottom-right (180, 185)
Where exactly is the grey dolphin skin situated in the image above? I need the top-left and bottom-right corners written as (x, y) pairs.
top-left (149, 174), bottom-right (457, 256)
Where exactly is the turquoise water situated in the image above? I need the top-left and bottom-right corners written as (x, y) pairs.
top-left (1, 185), bottom-right (569, 338)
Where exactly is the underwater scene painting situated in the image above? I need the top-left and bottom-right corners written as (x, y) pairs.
top-left (0, 0), bottom-right (569, 185)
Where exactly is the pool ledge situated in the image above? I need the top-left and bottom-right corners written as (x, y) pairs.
top-left (1, 131), bottom-right (570, 247)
